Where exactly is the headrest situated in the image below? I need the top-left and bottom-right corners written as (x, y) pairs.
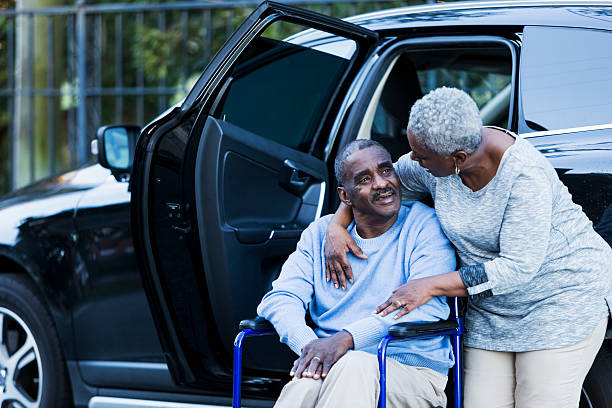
top-left (379, 55), bottom-right (423, 124)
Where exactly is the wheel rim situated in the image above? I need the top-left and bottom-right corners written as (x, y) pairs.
top-left (0, 307), bottom-right (42, 408)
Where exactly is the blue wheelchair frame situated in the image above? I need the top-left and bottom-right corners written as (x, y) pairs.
top-left (233, 323), bottom-right (275, 408)
top-left (377, 297), bottom-right (464, 408)
top-left (233, 297), bottom-right (463, 408)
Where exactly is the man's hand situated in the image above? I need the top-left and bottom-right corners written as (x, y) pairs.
top-left (291, 331), bottom-right (354, 380)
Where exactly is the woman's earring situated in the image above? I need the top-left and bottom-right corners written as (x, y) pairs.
top-left (455, 164), bottom-right (460, 175)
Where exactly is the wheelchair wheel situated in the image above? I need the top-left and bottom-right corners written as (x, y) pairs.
top-left (580, 341), bottom-right (612, 408)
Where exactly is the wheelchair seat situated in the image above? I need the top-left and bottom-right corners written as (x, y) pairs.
top-left (232, 297), bottom-right (464, 408)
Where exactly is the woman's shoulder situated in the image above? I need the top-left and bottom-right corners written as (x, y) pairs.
top-left (498, 139), bottom-right (560, 196)
top-left (502, 137), bottom-right (553, 176)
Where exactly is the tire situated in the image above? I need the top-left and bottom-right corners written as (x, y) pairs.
top-left (0, 273), bottom-right (71, 407)
top-left (581, 340), bottom-right (612, 408)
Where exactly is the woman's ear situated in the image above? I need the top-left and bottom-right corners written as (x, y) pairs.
top-left (451, 150), bottom-right (468, 167)
top-left (337, 187), bottom-right (352, 206)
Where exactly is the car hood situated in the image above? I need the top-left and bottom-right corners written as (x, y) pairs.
top-left (0, 165), bottom-right (113, 246)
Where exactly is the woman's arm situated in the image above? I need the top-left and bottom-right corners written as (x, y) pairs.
top-left (375, 272), bottom-right (467, 318)
top-left (459, 169), bottom-right (552, 299)
top-left (375, 210), bottom-right (467, 318)
top-left (376, 167), bottom-right (553, 317)
top-left (324, 202), bottom-right (366, 290)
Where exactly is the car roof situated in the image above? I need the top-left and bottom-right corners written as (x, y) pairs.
top-left (344, 1), bottom-right (612, 32)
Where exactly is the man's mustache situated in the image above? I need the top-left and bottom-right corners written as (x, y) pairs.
top-left (373, 187), bottom-right (397, 200)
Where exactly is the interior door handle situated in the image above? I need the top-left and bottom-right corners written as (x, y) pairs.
top-left (234, 225), bottom-right (302, 244)
top-left (279, 159), bottom-right (320, 195)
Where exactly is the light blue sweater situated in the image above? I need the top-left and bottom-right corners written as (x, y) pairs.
top-left (257, 202), bottom-right (456, 374)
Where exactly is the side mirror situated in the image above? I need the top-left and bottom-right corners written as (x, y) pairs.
top-left (92, 125), bottom-right (140, 180)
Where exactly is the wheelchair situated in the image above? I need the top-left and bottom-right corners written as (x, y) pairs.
top-left (233, 297), bottom-right (464, 408)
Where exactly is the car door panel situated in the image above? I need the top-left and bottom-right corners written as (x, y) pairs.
top-left (195, 118), bottom-right (327, 370)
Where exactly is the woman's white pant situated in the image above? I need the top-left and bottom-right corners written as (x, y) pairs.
top-left (464, 318), bottom-right (607, 408)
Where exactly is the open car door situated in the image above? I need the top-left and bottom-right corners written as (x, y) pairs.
top-left (131, 0), bottom-right (378, 396)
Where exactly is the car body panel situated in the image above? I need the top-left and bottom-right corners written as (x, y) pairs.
top-left (349, 2), bottom-right (612, 32)
top-left (0, 165), bottom-right (111, 364)
top-left (73, 180), bottom-right (168, 388)
top-left (0, 165), bottom-right (174, 392)
top-left (523, 128), bottom-right (612, 248)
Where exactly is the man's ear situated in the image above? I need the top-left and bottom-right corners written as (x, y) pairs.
top-left (337, 186), bottom-right (352, 206)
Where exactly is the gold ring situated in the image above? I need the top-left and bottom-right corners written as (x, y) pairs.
top-left (393, 300), bottom-right (402, 308)
top-left (312, 356), bottom-right (321, 361)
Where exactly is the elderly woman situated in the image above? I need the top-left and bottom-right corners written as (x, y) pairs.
top-left (325, 87), bottom-right (611, 408)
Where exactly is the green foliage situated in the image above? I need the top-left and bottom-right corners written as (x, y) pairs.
top-left (134, 25), bottom-right (181, 81)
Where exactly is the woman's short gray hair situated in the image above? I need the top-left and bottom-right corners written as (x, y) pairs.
top-left (407, 87), bottom-right (483, 155)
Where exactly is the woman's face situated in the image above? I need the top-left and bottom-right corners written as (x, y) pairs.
top-left (407, 131), bottom-right (455, 178)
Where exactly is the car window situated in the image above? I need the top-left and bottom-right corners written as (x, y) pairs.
top-left (521, 26), bottom-right (612, 132)
top-left (357, 46), bottom-right (513, 161)
top-left (212, 20), bottom-right (358, 153)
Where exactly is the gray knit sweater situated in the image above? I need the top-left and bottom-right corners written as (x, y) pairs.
top-left (394, 134), bottom-right (612, 351)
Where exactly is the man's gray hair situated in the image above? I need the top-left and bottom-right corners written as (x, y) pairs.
top-left (334, 139), bottom-right (387, 186)
top-left (407, 87), bottom-right (483, 155)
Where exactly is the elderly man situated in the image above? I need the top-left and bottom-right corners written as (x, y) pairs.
top-left (257, 140), bottom-right (455, 408)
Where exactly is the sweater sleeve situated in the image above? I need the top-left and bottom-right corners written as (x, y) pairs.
top-left (393, 153), bottom-right (435, 201)
top-left (458, 168), bottom-right (553, 298)
top-left (343, 209), bottom-right (456, 349)
top-left (256, 225), bottom-right (319, 355)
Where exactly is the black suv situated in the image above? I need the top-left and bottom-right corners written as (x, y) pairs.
top-left (0, 1), bottom-right (610, 407)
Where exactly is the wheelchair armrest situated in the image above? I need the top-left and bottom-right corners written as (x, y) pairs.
top-left (239, 316), bottom-right (274, 331)
top-left (388, 320), bottom-right (458, 338)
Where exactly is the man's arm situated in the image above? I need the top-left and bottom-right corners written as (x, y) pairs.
top-left (257, 219), bottom-right (356, 380)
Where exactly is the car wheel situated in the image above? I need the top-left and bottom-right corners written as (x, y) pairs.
top-left (580, 341), bottom-right (612, 408)
top-left (0, 273), bottom-right (71, 407)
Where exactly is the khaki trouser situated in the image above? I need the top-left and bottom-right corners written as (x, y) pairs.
top-left (464, 317), bottom-right (607, 408)
top-left (274, 350), bottom-right (447, 408)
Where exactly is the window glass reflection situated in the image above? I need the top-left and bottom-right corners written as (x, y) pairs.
top-left (521, 26), bottom-right (612, 131)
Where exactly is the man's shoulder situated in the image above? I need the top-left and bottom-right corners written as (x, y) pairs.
top-left (310, 214), bottom-right (334, 230)
top-left (399, 201), bottom-right (446, 238)
top-left (300, 214), bottom-right (334, 243)
top-left (400, 201), bottom-right (437, 220)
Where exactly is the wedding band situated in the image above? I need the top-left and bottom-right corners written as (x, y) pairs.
top-left (393, 300), bottom-right (402, 308)
top-left (312, 356), bottom-right (321, 361)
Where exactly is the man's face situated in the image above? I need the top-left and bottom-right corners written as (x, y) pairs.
top-left (340, 146), bottom-right (401, 220)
